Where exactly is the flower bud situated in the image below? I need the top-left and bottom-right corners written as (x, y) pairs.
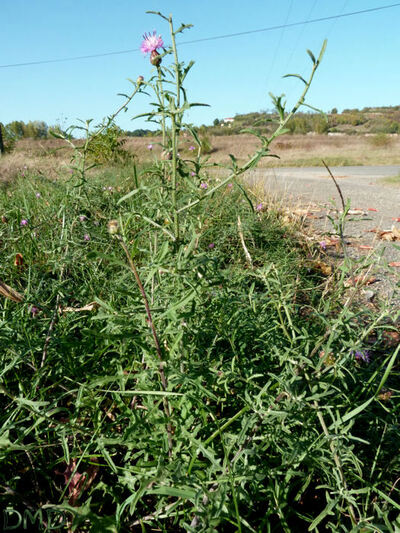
top-left (136, 75), bottom-right (144, 86)
top-left (150, 50), bottom-right (162, 66)
top-left (107, 219), bottom-right (119, 235)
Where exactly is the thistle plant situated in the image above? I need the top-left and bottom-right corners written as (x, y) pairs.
top-left (123, 11), bottom-right (327, 244)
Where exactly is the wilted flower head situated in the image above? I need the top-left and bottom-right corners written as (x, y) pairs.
top-left (107, 219), bottom-right (119, 235)
top-left (141, 31), bottom-right (164, 55)
top-left (20, 219), bottom-right (28, 226)
top-left (136, 75), bottom-right (144, 85)
top-left (79, 215), bottom-right (87, 222)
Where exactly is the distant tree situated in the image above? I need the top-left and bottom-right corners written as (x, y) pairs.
top-left (213, 118), bottom-right (220, 126)
top-left (7, 120), bottom-right (25, 138)
top-left (0, 123), bottom-right (4, 154)
top-left (331, 107), bottom-right (338, 114)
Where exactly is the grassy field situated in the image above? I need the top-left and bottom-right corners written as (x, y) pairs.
top-left (2, 133), bottom-right (400, 185)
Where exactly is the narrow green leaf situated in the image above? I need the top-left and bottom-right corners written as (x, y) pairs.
top-left (307, 49), bottom-right (316, 64)
top-left (317, 39), bottom-right (328, 64)
top-left (282, 73), bottom-right (307, 85)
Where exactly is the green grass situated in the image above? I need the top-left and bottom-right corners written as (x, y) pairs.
top-left (380, 173), bottom-right (400, 186)
top-left (0, 163), bottom-right (399, 532)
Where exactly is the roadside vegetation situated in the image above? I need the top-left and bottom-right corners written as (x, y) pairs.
top-left (0, 12), bottom-right (399, 532)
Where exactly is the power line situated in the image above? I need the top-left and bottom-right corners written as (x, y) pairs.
top-left (1, 2), bottom-right (399, 69)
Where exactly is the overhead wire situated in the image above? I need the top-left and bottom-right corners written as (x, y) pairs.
top-left (0, 2), bottom-right (399, 69)
top-left (264, 0), bottom-right (294, 92)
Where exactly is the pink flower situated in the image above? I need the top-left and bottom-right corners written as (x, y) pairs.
top-left (30, 306), bottom-right (39, 317)
top-left (141, 31), bottom-right (164, 55)
top-left (83, 234), bottom-right (91, 242)
top-left (35, 192), bottom-right (41, 198)
top-left (256, 202), bottom-right (263, 211)
top-left (208, 243), bottom-right (215, 249)
top-left (189, 146), bottom-right (195, 151)
top-left (147, 144), bottom-right (153, 150)
top-left (227, 183), bottom-right (233, 189)
top-left (20, 219), bottom-right (28, 226)
top-left (200, 182), bottom-right (208, 190)
top-left (79, 215), bottom-right (87, 222)
top-left (320, 241), bottom-right (327, 251)
top-left (191, 172), bottom-right (196, 177)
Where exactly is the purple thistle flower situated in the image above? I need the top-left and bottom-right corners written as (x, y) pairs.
top-left (189, 145), bottom-right (195, 151)
top-left (83, 233), bottom-right (91, 242)
top-left (200, 182), bottom-right (208, 190)
top-left (320, 241), bottom-right (327, 251)
top-left (30, 306), bottom-right (39, 317)
top-left (140, 31), bottom-right (164, 55)
top-left (208, 243), bottom-right (215, 249)
top-left (353, 350), bottom-right (371, 364)
top-left (256, 202), bottom-right (263, 211)
top-left (191, 171), bottom-right (196, 177)
top-left (20, 219), bottom-right (28, 226)
top-left (227, 183), bottom-right (233, 189)
top-left (147, 144), bottom-right (153, 150)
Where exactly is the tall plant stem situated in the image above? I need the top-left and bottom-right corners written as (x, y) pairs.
top-left (171, 114), bottom-right (179, 240)
top-left (117, 235), bottom-right (173, 454)
top-left (169, 15), bottom-right (181, 240)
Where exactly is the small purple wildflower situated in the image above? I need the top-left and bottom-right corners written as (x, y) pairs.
top-left (140, 31), bottom-right (164, 55)
top-left (107, 186), bottom-right (113, 191)
top-left (83, 233), bottom-right (91, 242)
top-left (35, 192), bottom-right (41, 198)
top-left (208, 243), bottom-right (215, 249)
top-left (227, 183), bottom-right (233, 189)
top-left (256, 202), bottom-right (263, 211)
top-left (200, 182), bottom-right (208, 190)
top-left (20, 219), bottom-right (28, 227)
top-left (191, 171), bottom-right (196, 177)
top-left (353, 350), bottom-right (371, 364)
top-left (320, 241), bottom-right (327, 251)
top-left (21, 172), bottom-right (25, 177)
top-left (69, 169), bottom-right (73, 174)
top-left (79, 215), bottom-right (87, 222)
top-left (30, 306), bottom-right (39, 317)
top-left (147, 144), bottom-right (153, 150)
top-left (189, 146), bottom-right (195, 151)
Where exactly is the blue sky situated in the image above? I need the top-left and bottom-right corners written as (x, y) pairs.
top-left (1, 0), bottom-right (400, 131)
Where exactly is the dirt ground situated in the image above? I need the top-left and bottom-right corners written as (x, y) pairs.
top-left (247, 165), bottom-right (400, 308)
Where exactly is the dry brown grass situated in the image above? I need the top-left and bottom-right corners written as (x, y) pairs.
top-left (2, 134), bottom-right (400, 185)
top-left (124, 133), bottom-right (400, 167)
top-left (0, 138), bottom-right (72, 183)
